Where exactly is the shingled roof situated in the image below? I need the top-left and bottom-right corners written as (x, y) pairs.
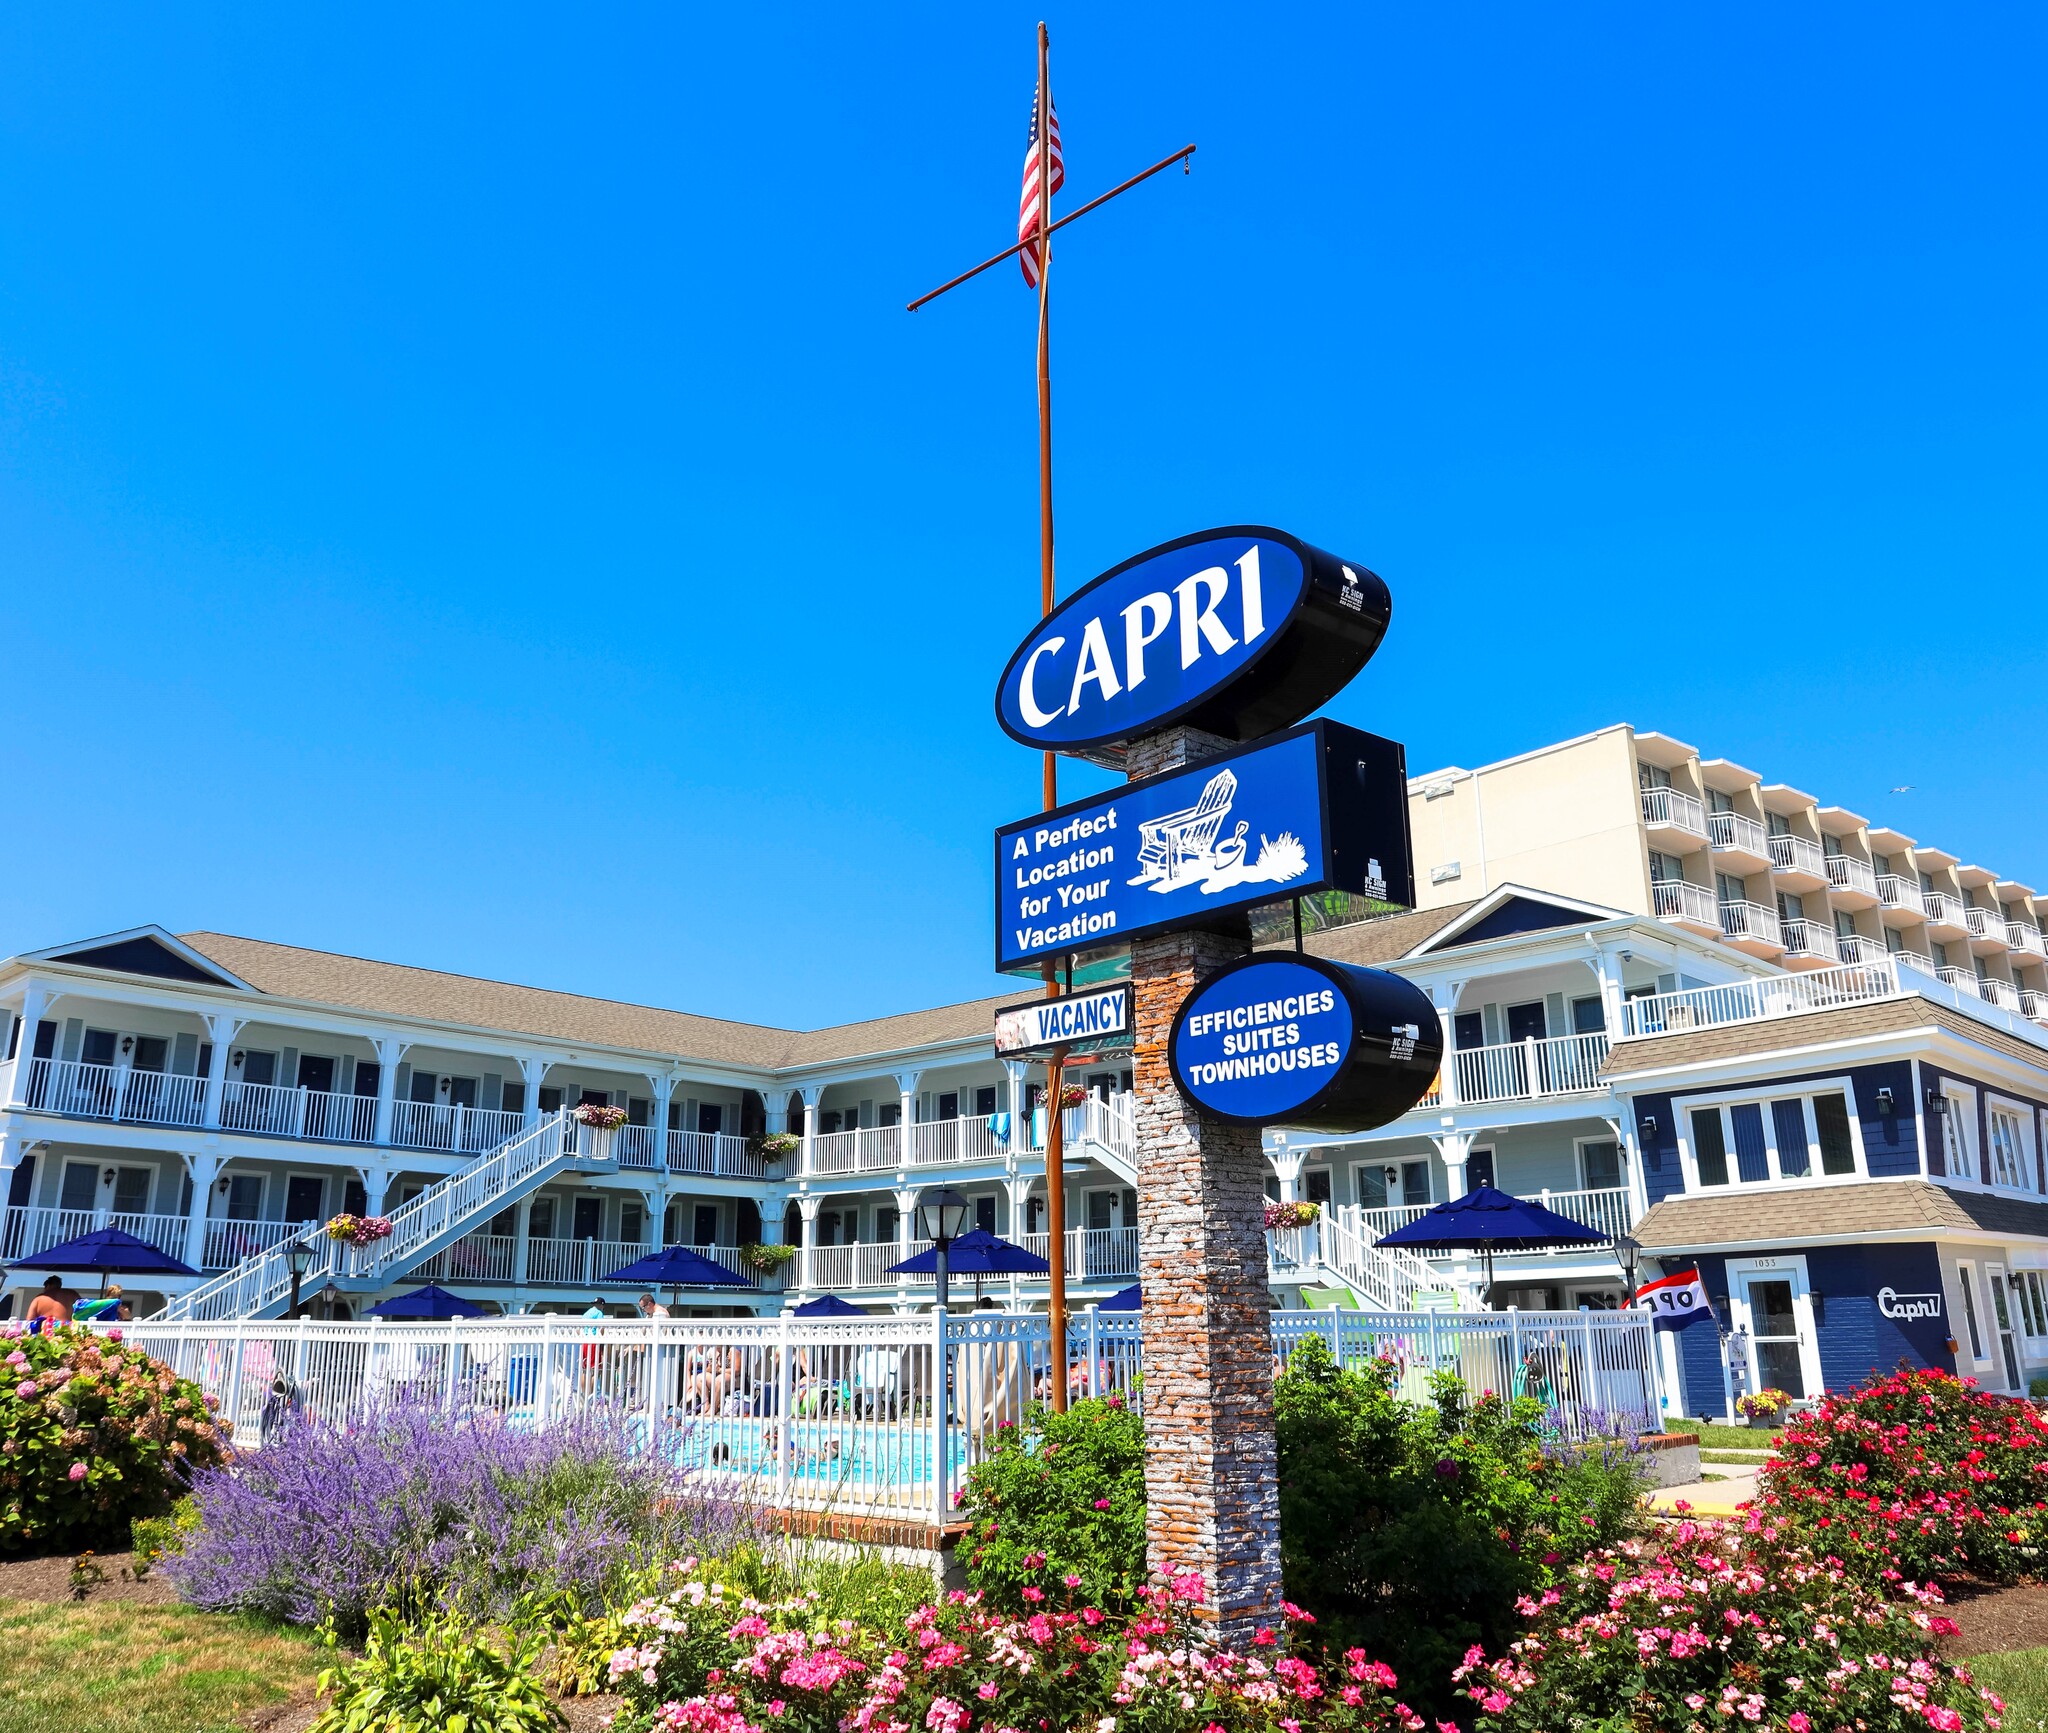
top-left (1637, 1178), bottom-right (2048, 1251)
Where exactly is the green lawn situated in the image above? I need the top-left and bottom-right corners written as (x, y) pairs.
top-left (1669, 1422), bottom-right (1783, 1452)
top-left (0, 1598), bottom-right (326, 1733)
top-left (1965, 1647), bottom-right (2048, 1733)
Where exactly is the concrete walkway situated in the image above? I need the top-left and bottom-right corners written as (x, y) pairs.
top-left (1647, 1466), bottom-right (1760, 1519)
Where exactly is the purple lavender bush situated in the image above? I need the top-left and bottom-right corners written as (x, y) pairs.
top-left (169, 1399), bottom-right (753, 1635)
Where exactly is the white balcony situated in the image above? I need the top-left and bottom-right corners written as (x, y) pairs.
top-left (1780, 919), bottom-right (1842, 967)
top-left (387, 1098), bottom-right (525, 1156)
top-left (2009, 920), bottom-right (2046, 958)
top-left (1706, 809), bottom-right (1770, 868)
top-left (1877, 875), bottom-right (1927, 925)
top-left (12, 1058), bottom-right (207, 1128)
top-left (1824, 854), bottom-right (1879, 906)
top-left (1935, 965), bottom-right (1980, 993)
top-left (1836, 933), bottom-right (1891, 966)
top-left (1447, 1031), bottom-right (1609, 1105)
top-left (1767, 832), bottom-right (1827, 888)
top-left (201, 1217), bottom-right (305, 1271)
top-left (2022, 990), bottom-right (2048, 1025)
top-left (798, 1227), bottom-right (1138, 1292)
top-left (1965, 905), bottom-right (2014, 954)
top-left (1718, 899), bottom-right (1784, 954)
top-left (1891, 949), bottom-right (1936, 977)
top-left (2, 1206), bottom-right (190, 1265)
top-left (608, 1125), bottom-right (765, 1178)
top-left (1641, 786), bottom-right (1708, 846)
top-left (1619, 958), bottom-right (1903, 1037)
top-left (411, 1235), bottom-right (776, 1289)
top-left (1978, 978), bottom-right (2024, 1012)
top-left (1651, 877), bottom-right (1720, 934)
top-left (1923, 892), bottom-right (1971, 939)
top-left (801, 1098), bottom-right (1133, 1181)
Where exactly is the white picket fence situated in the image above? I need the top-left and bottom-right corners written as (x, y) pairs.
top-left (114, 1305), bottom-right (1656, 1523)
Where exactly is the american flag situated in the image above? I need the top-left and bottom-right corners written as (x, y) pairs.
top-left (1017, 77), bottom-right (1064, 287)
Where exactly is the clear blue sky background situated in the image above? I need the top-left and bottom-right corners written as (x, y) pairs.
top-left (3, 6), bottom-right (2043, 1029)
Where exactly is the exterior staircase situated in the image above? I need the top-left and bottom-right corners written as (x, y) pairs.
top-left (159, 1110), bottom-right (600, 1322)
top-left (1267, 1209), bottom-right (1473, 1312)
top-left (1069, 1095), bottom-right (1139, 1187)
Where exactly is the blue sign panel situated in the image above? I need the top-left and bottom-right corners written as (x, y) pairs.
top-left (1169, 954), bottom-right (1443, 1131)
top-left (994, 527), bottom-right (1390, 765)
top-left (994, 720), bottom-right (1413, 972)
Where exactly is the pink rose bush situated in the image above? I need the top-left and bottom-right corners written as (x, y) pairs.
top-left (0, 1320), bottom-right (229, 1552)
top-left (1455, 1511), bottom-right (2003, 1733)
top-left (587, 1561), bottom-right (1434, 1733)
top-left (1758, 1366), bottom-right (2048, 1587)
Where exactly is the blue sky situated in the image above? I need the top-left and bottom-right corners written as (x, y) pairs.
top-left (2, 6), bottom-right (2043, 1029)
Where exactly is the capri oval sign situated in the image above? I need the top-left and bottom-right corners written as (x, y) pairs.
top-left (995, 526), bottom-right (1390, 766)
top-left (1168, 953), bottom-right (1442, 1132)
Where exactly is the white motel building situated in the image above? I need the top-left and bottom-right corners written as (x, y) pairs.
top-left (5, 721), bottom-right (2047, 1416)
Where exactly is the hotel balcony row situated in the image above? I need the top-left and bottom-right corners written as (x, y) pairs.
top-left (4, 1056), bottom-right (772, 1176)
top-left (1411, 1030), bottom-right (1610, 1113)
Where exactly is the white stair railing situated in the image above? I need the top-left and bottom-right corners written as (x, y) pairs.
top-left (158, 1110), bottom-right (585, 1322)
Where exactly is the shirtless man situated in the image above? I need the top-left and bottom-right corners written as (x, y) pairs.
top-left (24, 1275), bottom-right (73, 1329)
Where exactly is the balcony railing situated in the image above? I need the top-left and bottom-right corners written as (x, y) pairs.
top-left (2022, 990), bottom-right (2048, 1025)
top-left (1618, 958), bottom-right (1903, 1037)
top-left (1825, 855), bottom-right (1878, 898)
top-left (1640, 786), bottom-right (1707, 840)
top-left (1924, 892), bottom-right (1969, 933)
top-left (388, 1099), bottom-right (525, 1155)
top-left (1877, 875), bottom-right (1926, 916)
top-left (1707, 810), bottom-right (1767, 858)
top-left (802, 1098), bottom-right (1134, 1180)
top-left (1, 1206), bottom-right (190, 1265)
top-left (1836, 934), bottom-right (1890, 965)
top-left (1718, 900), bottom-right (1783, 948)
top-left (1651, 878), bottom-right (1718, 929)
top-left (2009, 920), bottom-right (2046, 958)
top-left (607, 1126), bottom-right (765, 1177)
top-left (1450, 1031), bottom-right (1610, 1105)
top-left (1978, 978), bottom-right (2024, 1012)
top-left (1780, 920), bottom-right (1841, 963)
top-left (1965, 905), bottom-right (2011, 947)
top-left (201, 1217), bottom-right (305, 1272)
top-left (1767, 834), bottom-right (1824, 879)
top-left (410, 1236), bottom-right (776, 1289)
top-left (798, 1227), bottom-right (1138, 1291)
top-left (11, 1058), bottom-right (207, 1128)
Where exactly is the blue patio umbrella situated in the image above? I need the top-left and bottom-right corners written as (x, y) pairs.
top-left (368, 1282), bottom-right (491, 1320)
top-left (8, 1225), bottom-right (198, 1293)
top-left (604, 1244), bottom-right (757, 1308)
top-left (1376, 1185), bottom-right (1609, 1301)
top-left (1099, 1283), bottom-right (1141, 1312)
top-left (791, 1293), bottom-right (866, 1317)
top-left (886, 1229), bottom-right (1049, 1277)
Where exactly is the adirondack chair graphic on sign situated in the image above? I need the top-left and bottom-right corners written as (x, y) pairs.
top-left (1130, 770), bottom-right (1239, 892)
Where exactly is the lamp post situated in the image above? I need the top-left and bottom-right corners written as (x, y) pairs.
top-left (284, 1236), bottom-right (315, 1321)
top-left (916, 1187), bottom-right (972, 1315)
top-left (319, 1281), bottom-right (341, 1321)
top-left (1613, 1231), bottom-right (1642, 1302)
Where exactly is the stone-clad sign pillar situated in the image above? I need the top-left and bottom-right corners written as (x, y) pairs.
top-left (1128, 725), bottom-right (1282, 1643)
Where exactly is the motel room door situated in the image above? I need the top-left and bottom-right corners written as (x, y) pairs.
top-left (1727, 1255), bottom-right (1823, 1401)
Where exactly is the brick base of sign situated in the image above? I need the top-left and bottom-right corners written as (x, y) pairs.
top-left (1128, 725), bottom-right (1284, 1647)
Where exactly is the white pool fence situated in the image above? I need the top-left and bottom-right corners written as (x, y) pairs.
top-left (117, 1305), bottom-right (1657, 1525)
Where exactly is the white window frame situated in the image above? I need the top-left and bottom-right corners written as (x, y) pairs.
top-left (58, 1157), bottom-right (105, 1214)
top-left (1574, 1133), bottom-right (1627, 1194)
top-left (1986, 1099), bottom-right (2037, 1195)
top-left (2016, 1269), bottom-right (2048, 1344)
top-left (1676, 1077), bottom-right (1867, 1193)
top-left (1956, 1258), bottom-right (1989, 1364)
top-left (1942, 1085), bottom-right (1979, 1182)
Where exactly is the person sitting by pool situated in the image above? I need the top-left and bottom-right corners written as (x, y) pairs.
top-left (24, 1276), bottom-right (74, 1331)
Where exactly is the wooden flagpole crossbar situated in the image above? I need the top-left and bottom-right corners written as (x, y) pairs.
top-left (907, 22), bottom-right (1193, 1407)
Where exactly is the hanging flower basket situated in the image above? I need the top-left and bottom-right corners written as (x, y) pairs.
top-left (1263, 1201), bottom-right (1321, 1230)
top-left (743, 1241), bottom-right (797, 1274)
top-left (573, 1103), bottom-right (628, 1130)
top-left (324, 1213), bottom-right (393, 1248)
top-left (755, 1132), bottom-right (800, 1161)
top-left (1058, 1083), bottom-right (1089, 1109)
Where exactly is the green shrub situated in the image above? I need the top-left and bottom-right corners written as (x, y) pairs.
top-left (1, 1323), bottom-right (231, 1554)
top-left (953, 1393), bottom-right (1148, 1613)
top-left (1273, 1334), bottom-right (1647, 1712)
top-left (129, 1496), bottom-right (201, 1577)
top-left (309, 1606), bottom-right (561, 1733)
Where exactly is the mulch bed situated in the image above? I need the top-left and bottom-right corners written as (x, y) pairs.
top-left (1937, 1579), bottom-right (2048, 1659)
top-left (0, 1545), bottom-right (178, 1605)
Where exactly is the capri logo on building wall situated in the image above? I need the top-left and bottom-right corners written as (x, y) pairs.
top-left (994, 527), bottom-right (1390, 763)
top-left (1877, 1287), bottom-right (1942, 1321)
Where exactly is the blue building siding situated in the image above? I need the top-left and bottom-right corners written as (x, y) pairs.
top-left (1671, 1242), bottom-right (1955, 1415)
top-left (1635, 1092), bottom-right (1682, 1204)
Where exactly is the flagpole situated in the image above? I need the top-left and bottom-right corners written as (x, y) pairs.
top-left (1033, 17), bottom-right (1072, 1414)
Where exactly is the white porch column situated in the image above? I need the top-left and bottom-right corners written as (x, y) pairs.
top-left (798, 1085), bottom-right (822, 1178)
top-left (893, 1183), bottom-right (920, 1303)
top-left (512, 1195), bottom-right (534, 1287)
top-left (796, 1194), bottom-right (822, 1290)
top-left (517, 1056), bottom-right (551, 1128)
top-left (1267, 1137), bottom-right (1305, 1204)
top-left (1003, 1060), bottom-right (1029, 1151)
top-left (1435, 981), bottom-right (1463, 1106)
top-left (1593, 949), bottom-right (1628, 1034)
top-left (894, 1070), bottom-right (921, 1163)
top-left (199, 1012), bottom-right (244, 1129)
top-left (371, 1036), bottom-right (407, 1146)
top-left (358, 1165), bottom-right (395, 1219)
top-left (763, 1090), bottom-right (789, 1136)
top-left (180, 1150), bottom-right (227, 1271)
top-left (650, 1074), bottom-right (676, 1170)
top-left (4, 983), bottom-right (48, 1108)
top-left (1433, 1130), bottom-right (1472, 1198)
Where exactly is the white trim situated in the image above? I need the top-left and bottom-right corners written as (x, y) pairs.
top-left (1574, 1130), bottom-right (1627, 1193)
top-left (1674, 1076), bottom-right (1867, 1193)
top-left (1725, 1253), bottom-right (1823, 1403)
top-left (1955, 1256), bottom-right (1990, 1364)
